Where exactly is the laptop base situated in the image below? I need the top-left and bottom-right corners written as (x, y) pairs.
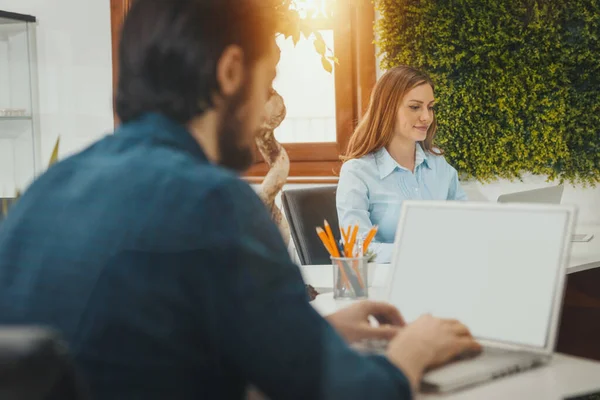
top-left (353, 340), bottom-right (549, 394)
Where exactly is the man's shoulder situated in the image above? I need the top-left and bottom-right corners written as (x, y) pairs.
top-left (18, 136), bottom-right (263, 241)
top-left (62, 134), bottom-right (256, 205)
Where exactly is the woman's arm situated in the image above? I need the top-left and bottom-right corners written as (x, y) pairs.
top-left (336, 163), bottom-right (395, 263)
top-left (447, 166), bottom-right (468, 201)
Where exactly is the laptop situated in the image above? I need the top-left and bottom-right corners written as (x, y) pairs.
top-left (497, 185), bottom-right (592, 242)
top-left (497, 184), bottom-right (565, 205)
top-left (384, 201), bottom-right (575, 393)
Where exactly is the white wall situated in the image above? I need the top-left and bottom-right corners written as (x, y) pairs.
top-left (462, 176), bottom-right (600, 227)
top-left (0, 0), bottom-right (114, 168)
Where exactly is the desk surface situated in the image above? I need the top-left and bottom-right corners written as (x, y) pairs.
top-left (302, 227), bottom-right (600, 399)
top-left (568, 225), bottom-right (600, 274)
top-left (307, 292), bottom-right (600, 400)
top-left (419, 354), bottom-right (600, 400)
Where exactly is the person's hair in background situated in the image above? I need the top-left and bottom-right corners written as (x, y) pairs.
top-left (342, 65), bottom-right (442, 161)
top-left (115, 0), bottom-right (277, 125)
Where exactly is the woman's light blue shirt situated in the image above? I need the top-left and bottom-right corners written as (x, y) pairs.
top-left (336, 145), bottom-right (467, 263)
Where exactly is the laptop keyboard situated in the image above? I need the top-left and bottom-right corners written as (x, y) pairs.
top-left (352, 338), bottom-right (389, 354)
top-left (355, 339), bottom-right (483, 361)
top-left (354, 340), bottom-right (542, 383)
top-left (422, 347), bottom-right (543, 392)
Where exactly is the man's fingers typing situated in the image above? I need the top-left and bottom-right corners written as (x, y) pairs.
top-left (363, 301), bottom-right (405, 327)
top-left (363, 324), bottom-right (401, 340)
top-left (446, 321), bottom-right (472, 337)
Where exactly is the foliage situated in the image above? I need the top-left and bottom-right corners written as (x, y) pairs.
top-left (365, 249), bottom-right (377, 263)
top-left (275, 0), bottom-right (337, 73)
top-left (375, 0), bottom-right (600, 184)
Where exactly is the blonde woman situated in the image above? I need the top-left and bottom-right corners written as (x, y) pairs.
top-left (337, 66), bottom-right (467, 263)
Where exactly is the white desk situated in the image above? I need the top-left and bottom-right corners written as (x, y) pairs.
top-left (303, 225), bottom-right (600, 359)
top-left (301, 228), bottom-right (600, 399)
top-left (306, 289), bottom-right (600, 400)
top-left (568, 225), bottom-right (600, 274)
top-left (419, 354), bottom-right (600, 400)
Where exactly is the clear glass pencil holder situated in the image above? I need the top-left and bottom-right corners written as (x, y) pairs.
top-left (332, 256), bottom-right (368, 299)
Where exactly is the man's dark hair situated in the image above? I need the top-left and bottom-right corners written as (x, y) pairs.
top-left (115, 0), bottom-right (277, 124)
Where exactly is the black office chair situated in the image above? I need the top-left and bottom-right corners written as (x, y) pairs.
top-left (0, 326), bottom-right (90, 400)
top-left (281, 186), bottom-right (340, 265)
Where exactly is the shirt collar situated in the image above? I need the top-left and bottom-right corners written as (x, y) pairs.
top-left (416, 144), bottom-right (432, 170)
top-left (116, 113), bottom-right (209, 163)
top-left (374, 143), bottom-right (432, 179)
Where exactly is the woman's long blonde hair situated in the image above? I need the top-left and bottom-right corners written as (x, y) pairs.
top-left (341, 65), bottom-right (442, 162)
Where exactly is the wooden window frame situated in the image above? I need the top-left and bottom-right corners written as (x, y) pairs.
top-left (110, 0), bottom-right (376, 184)
top-left (110, 0), bottom-right (131, 124)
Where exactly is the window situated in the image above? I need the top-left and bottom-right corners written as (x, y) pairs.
top-left (110, 0), bottom-right (376, 183)
top-left (273, 29), bottom-right (337, 144)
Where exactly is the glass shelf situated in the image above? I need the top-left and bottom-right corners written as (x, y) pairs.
top-left (0, 10), bottom-right (40, 195)
top-left (0, 116), bottom-right (32, 121)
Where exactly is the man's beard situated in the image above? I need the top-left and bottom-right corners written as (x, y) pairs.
top-left (217, 83), bottom-right (255, 172)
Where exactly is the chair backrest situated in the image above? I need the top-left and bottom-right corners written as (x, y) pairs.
top-left (0, 326), bottom-right (89, 400)
top-left (281, 186), bottom-right (340, 265)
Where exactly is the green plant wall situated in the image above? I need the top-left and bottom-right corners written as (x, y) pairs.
top-left (375, 0), bottom-right (600, 184)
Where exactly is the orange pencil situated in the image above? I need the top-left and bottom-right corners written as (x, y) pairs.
top-left (320, 222), bottom-right (353, 292)
top-left (350, 258), bottom-right (365, 289)
top-left (348, 224), bottom-right (365, 288)
top-left (323, 220), bottom-right (340, 257)
top-left (363, 225), bottom-right (379, 252)
top-left (316, 227), bottom-right (335, 255)
top-left (347, 224), bottom-right (359, 257)
top-left (340, 226), bottom-right (349, 245)
top-left (342, 224), bottom-right (365, 289)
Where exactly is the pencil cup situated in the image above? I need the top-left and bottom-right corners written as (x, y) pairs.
top-left (332, 256), bottom-right (368, 299)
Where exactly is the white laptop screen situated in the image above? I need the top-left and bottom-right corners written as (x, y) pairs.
top-left (387, 202), bottom-right (572, 349)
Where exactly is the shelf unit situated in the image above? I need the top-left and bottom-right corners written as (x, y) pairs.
top-left (0, 10), bottom-right (41, 197)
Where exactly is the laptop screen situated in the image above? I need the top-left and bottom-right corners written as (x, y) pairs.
top-left (387, 202), bottom-right (573, 350)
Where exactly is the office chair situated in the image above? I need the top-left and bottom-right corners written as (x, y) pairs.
top-left (0, 326), bottom-right (90, 400)
top-left (281, 186), bottom-right (340, 265)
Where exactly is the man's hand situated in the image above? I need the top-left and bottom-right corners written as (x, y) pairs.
top-left (326, 300), bottom-right (405, 343)
top-left (386, 314), bottom-right (482, 392)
